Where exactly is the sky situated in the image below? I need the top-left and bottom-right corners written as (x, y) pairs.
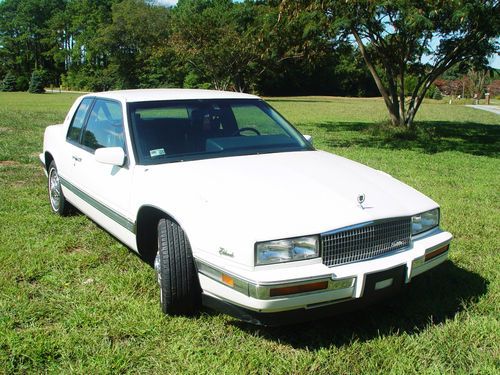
top-left (489, 53), bottom-right (499, 69)
top-left (155, 0), bottom-right (178, 6)
top-left (155, 0), bottom-right (243, 6)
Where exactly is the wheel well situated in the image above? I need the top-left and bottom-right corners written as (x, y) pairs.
top-left (136, 206), bottom-right (177, 267)
top-left (44, 152), bottom-right (54, 172)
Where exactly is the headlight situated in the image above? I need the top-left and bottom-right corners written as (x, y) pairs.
top-left (412, 208), bottom-right (439, 235)
top-left (255, 236), bottom-right (319, 265)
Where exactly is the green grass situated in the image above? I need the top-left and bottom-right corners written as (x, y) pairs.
top-left (1, 92), bottom-right (499, 374)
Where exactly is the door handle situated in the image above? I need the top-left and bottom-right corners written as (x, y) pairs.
top-left (72, 156), bottom-right (82, 162)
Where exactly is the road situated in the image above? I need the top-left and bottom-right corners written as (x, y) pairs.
top-left (465, 105), bottom-right (500, 115)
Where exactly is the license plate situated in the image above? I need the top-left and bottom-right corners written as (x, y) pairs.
top-left (363, 265), bottom-right (406, 297)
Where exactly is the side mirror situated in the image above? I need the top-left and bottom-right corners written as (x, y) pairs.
top-left (95, 147), bottom-right (125, 167)
top-left (303, 134), bottom-right (313, 146)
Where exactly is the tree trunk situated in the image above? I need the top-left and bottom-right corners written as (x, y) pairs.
top-left (398, 70), bottom-right (406, 126)
top-left (352, 28), bottom-right (402, 127)
top-left (387, 103), bottom-right (401, 126)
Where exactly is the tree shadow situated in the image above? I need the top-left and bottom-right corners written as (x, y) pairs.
top-left (310, 121), bottom-right (500, 157)
top-left (232, 261), bottom-right (488, 349)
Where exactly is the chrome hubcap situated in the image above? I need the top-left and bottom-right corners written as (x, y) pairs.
top-left (49, 168), bottom-right (61, 211)
top-left (154, 252), bottom-right (163, 303)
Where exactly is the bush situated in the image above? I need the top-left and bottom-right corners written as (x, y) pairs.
top-left (87, 68), bottom-right (119, 91)
top-left (28, 70), bottom-right (46, 93)
top-left (61, 70), bottom-right (88, 91)
top-left (183, 71), bottom-right (211, 90)
top-left (62, 67), bottom-right (119, 91)
top-left (16, 75), bottom-right (29, 91)
top-left (432, 88), bottom-right (443, 100)
top-left (1, 73), bottom-right (17, 92)
top-left (426, 84), bottom-right (437, 98)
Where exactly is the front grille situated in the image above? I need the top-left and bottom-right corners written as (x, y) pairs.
top-left (321, 217), bottom-right (411, 267)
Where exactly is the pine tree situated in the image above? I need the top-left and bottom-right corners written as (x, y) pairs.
top-left (1, 73), bottom-right (17, 92)
top-left (432, 88), bottom-right (443, 100)
top-left (28, 70), bottom-right (45, 93)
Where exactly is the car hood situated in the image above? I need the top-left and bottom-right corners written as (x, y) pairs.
top-left (135, 150), bottom-right (437, 266)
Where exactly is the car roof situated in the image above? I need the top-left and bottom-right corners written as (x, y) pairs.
top-left (82, 88), bottom-right (260, 102)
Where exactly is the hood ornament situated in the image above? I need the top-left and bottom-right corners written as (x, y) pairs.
top-left (357, 193), bottom-right (372, 209)
top-left (357, 193), bottom-right (365, 205)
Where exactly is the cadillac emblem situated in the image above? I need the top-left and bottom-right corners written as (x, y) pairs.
top-left (391, 240), bottom-right (405, 248)
top-left (357, 193), bottom-right (366, 205)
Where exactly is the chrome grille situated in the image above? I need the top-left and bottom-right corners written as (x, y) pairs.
top-left (321, 217), bottom-right (411, 267)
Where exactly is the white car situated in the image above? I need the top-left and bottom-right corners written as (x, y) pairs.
top-left (40, 89), bottom-right (452, 325)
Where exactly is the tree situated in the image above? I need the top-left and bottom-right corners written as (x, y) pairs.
top-left (28, 69), bottom-right (46, 93)
top-left (434, 78), bottom-right (462, 97)
top-left (432, 88), bottom-right (443, 100)
top-left (254, 0), bottom-right (347, 95)
top-left (487, 79), bottom-right (500, 96)
top-left (465, 67), bottom-right (496, 99)
top-left (284, 0), bottom-right (500, 128)
top-left (1, 73), bottom-right (17, 92)
top-left (0, 0), bottom-right (66, 86)
top-left (58, 0), bottom-right (117, 90)
top-left (98, 0), bottom-right (171, 89)
top-left (170, 0), bottom-right (332, 93)
top-left (170, 0), bottom-right (260, 91)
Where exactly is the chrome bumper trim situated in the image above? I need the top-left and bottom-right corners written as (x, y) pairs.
top-left (195, 259), bottom-right (355, 300)
top-left (411, 241), bottom-right (451, 278)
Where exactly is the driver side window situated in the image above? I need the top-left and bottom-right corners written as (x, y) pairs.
top-left (82, 99), bottom-right (124, 151)
top-left (231, 104), bottom-right (287, 136)
top-left (67, 98), bottom-right (93, 143)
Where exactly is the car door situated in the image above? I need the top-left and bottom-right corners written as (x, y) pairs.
top-left (64, 98), bottom-right (135, 233)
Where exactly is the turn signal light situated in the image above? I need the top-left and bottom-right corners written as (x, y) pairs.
top-left (270, 281), bottom-right (328, 297)
top-left (221, 274), bottom-right (234, 287)
top-left (425, 244), bottom-right (449, 261)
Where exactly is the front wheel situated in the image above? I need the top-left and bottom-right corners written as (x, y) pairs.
top-left (155, 218), bottom-right (201, 315)
top-left (48, 161), bottom-right (71, 216)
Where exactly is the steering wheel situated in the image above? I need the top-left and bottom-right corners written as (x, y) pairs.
top-left (232, 127), bottom-right (261, 136)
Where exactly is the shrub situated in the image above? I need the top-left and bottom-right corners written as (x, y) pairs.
top-left (16, 75), bottom-right (29, 91)
top-left (87, 68), bottom-right (118, 91)
top-left (1, 73), bottom-right (17, 92)
top-left (183, 72), bottom-right (211, 90)
top-left (62, 68), bottom-right (119, 91)
top-left (61, 70), bottom-right (88, 91)
top-left (432, 88), bottom-right (443, 100)
top-left (426, 84), bottom-right (437, 98)
top-left (28, 70), bottom-right (46, 93)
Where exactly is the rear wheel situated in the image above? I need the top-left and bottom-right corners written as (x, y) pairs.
top-left (155, 218), bottom-right (201, 315)
top-left (48, 161), bottom-right (71, 216)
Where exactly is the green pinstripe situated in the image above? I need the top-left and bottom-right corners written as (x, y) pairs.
top-left (59, 176), bottom-right (135, 233)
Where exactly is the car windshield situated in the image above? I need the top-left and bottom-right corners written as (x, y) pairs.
top-left (128, 99), bottom-right (312, 164)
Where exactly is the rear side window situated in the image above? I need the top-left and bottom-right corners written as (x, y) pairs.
top-left (67, 98), bottom-right (93, 142)
top-left (82, 99), bottom-right (124, 151)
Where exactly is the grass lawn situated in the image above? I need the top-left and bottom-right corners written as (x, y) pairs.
top-left (0, 92), bottom-right (499, 374)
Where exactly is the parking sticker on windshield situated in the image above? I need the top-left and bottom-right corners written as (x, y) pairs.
top-left (150, 148), bottom-right (166, 157)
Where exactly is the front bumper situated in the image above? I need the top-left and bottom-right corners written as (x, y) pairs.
top-left (196, 228), bottom-right (452, 324)
top-left (203, 264), bottom-right (408, 326)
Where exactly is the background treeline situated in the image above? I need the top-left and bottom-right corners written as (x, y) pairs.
top-left (0, 0), bottom-right (378, 96)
